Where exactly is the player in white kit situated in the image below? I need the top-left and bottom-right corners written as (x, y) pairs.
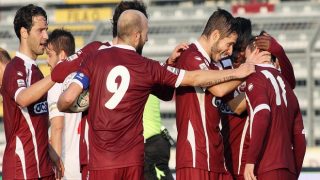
top-left (46, 29), bottom-right (82, 179)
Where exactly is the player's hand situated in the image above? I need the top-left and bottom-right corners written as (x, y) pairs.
top-left (255, 34), bottom-right (283, 56)
top-left (53, 157), bottom-right (64, 179)
top-left (246, 49), bottom-right (272, 64)
top-left (244, 163), bottom-right (256, 180)
top-left (51, 58), bottom-right (81, 83)
top-left (166, 42), bottom-right (189, 65)
top-left (48, 145), bottom-right (64, 179)
top-left (235, 62), bottom-right (255, 79)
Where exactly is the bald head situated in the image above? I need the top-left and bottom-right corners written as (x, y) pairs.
top-left (117, 9), bottom-right (148, 42)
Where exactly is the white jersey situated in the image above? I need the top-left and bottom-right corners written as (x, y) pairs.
top-left (48, 81), bottom-right (82, 180)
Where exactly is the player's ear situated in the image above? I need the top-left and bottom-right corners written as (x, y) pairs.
top-left (133, 31), bottom-right (141, 47)
top-left (59, 50), bottom-right (67, 60)
top-left (20, 27), bottom-right (28, 40)
top-left (210, 30), bottom-right (220, 43)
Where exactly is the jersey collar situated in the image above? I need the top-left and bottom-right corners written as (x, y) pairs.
top-left (16, 51), bottom-right (37, 66)
top-left (113, 44), bottom-right (136, 52)
top-left (256, 63), bottom-right (276, 69)
top-left (194, 40), bottom-right (211, 63)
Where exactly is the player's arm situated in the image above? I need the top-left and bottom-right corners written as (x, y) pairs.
top-left (180, 62), bottom-right (255, 87)
top-left (50, 116), bottom-right (64, 157)
top-left (57, 82), bottom-right (84, 112)
top-left (151, 85), bottom-right (174, 101)
top-left (51, 41), bottom-right (103, 83)
top-left (227, 92), bottom-right (246, 115)
top-left (245, 76), bottom-right (271, 164)
top-left (151, 43), bottom-right (189, 101)
top-left (244, 76), bottom-right (271, 180)
top-left (48, 84), bottom-right (65, 158)
top-left (16, 75), bottom-right (55, 107)
top-left (207, 79), bottom-right (242, 97)
top-left (255, 34), bottom-right (296, 89)
top-left (292, 109), bottom-right (306, 178)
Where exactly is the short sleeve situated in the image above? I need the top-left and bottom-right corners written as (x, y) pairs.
top-left (67, 41), bottom-right (103, 62)
top-left (147, 60), bottom-right (185, 88)
top-left (48, 83), bottom-right (64, 119)
top-left (73, 50), bottom-right (96, 89)
top-left (2, 63), bottom-right (27, 102)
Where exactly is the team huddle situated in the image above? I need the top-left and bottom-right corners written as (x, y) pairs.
top-left (0, 1), bottom-right (306, 180)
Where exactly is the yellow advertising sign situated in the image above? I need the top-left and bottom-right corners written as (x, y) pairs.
top-left (55, 8), bottom-right (112, 23)
top-left (65, 0), bottom-right (120, 4)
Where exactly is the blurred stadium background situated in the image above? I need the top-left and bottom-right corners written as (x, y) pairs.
top-left (0, 0), bottom-right (320, 179)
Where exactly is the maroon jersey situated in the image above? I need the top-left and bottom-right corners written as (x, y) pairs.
top-left (1, 52), bottom-right (53, 179)
top-left (175, 42), bottom-right (226, 172)
top-left (245, 64), bottom-right (304, 175)
top-left (218, 55), bottom-right (297, 177)
top-left (75, 44), bottom-right (184, 170)
top-left (74, 41), bottom-right (112, 168)
top-left (215, 58), bottom-right (249, 176)
top-left (67, 41), bottom-right (111, 63)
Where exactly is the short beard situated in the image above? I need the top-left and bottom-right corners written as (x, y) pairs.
top-left (210, 41), bottom-right (219, 61)
top-left (136, 37), bottom-right (144, 55)
top-left (136, 45), bottom-right (143, 55)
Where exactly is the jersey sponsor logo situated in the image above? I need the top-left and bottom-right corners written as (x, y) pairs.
top-left (213, 97), bottom-right (234, 114)
top-left (166, 66), bottom-right (180, 75)
top-left (17, 79), bottom-right (26, 87)
top-left (17, 71), bottom-right (23, 77)
top-left (67, 53), bottom-right (79, 61)
top-left (247, 83), bottom-right (254, 91)
top-left (194, 56), bottom-right (202, 61)
top-left (33, 101), bottom-right (48, 114)
top-left (199, 63), bottom-right (208, 70)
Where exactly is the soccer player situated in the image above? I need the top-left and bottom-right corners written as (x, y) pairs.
top-left (255, 32), bottom-right (296, 89)
top-left (243, 38), bottom-right (306, 180)
top-left (1, 4), bottom-right (63, 179)
top-left (57, 10), bottom-right (254, 180)
top-left (217, 17), bottom-right (297, 179)
top-left (216, 17), bottom-right (253, 180)
top-left (50, 2), bottom-right (184, 179)
top-left (0, 48), bottom-right (11, 88)
top-left (174, 9), bottom-right (258, 180)
top-left (46, 29), bottom-right (82, 180)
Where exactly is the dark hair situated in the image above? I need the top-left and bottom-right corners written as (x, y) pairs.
top-left (231, 17), bottom-right (252, 63)
top-left (233, 17), bottom-right (252, 53)
top-left (14, 4), bottom-right (47, 40)
top-left (47, 29), bottom-right (75, 56)
top-left (0, 47), bottom-right (11, 63)
top-left (202, 8), bottom-right (237, 39)
top-left (247, 36), bottom-right (256, 52)
top-left (112, 0), bottom-right (148, 37)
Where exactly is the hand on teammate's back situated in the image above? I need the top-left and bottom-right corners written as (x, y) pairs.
top-left (51, 58), bottom-right (82, 83)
